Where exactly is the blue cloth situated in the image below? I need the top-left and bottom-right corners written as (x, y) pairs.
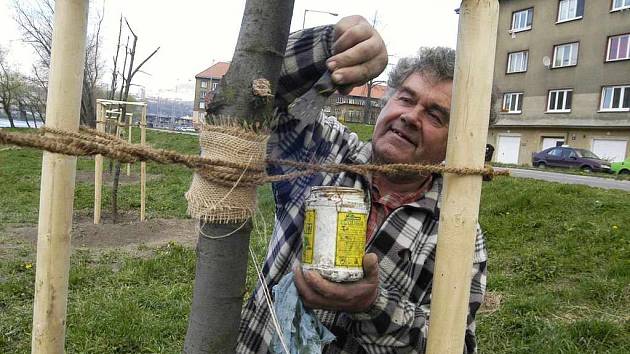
top-left (270, 272), bottom-right (335, 353)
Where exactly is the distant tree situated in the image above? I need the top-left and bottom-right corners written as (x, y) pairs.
top-left (19, 76), bottom-right (47, 127)
top-left (12, 0), bottom-right (104, 127)
top-left (0, 47), bottom-right (24, 128)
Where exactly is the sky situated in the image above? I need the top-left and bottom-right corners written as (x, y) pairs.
top-left (0, 0), bottom-right (462, 100)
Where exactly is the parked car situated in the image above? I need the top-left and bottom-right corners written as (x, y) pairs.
top-left (532, 146), bottom-right (611, 173)
top-left (611, 157), bottom-right (630, 175)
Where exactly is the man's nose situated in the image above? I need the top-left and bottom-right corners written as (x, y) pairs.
top-left (400, 109), bottom-right (423, 129)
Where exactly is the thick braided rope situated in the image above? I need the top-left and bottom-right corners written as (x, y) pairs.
top-left (1, 126), bottom-right (509, 223)
top-left (0, 127), bottom-right (508, 185)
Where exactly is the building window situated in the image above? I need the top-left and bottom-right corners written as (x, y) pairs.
top-left (200, 80), bottom-right (207, 88)
top-left (553, 42), bottom-right (579, 68)
top-left (199, 101), bottom-right (205, 109)
top-left (612, 0), bottom-right (630, 11)
top-left (507, 51), bottom-right (528, 73)
top-left (547, 89), bottom-right (573, 113)
top-left (200, 90), bottom-right (206, 99)
top-left (607, 34), bottom-right (630, 62)
top-left (211, 81), bottom-right (219, 91)
top-left (600, 85), bottom-right (630, 111)
top-left (501, 92), bottom-right (524, 113)
top-left (557, 0), bottom-right (584, 23)
top-left (511, 8), bottom-right (533, 32)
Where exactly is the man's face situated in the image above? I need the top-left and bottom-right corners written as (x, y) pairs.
top-left (372, 72), bottom-right (452, 165)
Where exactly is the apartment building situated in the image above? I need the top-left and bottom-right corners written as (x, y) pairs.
top-left (326, 84), bottom-right (387, 124)
top-left (192, 62), bottom-right (230, 128)
top-left (489, 0), bottom-right (630, 165)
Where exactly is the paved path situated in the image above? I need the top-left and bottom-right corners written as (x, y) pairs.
top-left (147, 127), bottom-right (198, 136)
top-left (501, 168), bottom-right (630, 192)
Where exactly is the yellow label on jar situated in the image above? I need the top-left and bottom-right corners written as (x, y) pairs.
top-left (302, 210), bottom-right (316, 264)
top-left (335, 211), bottom-right (367, 267)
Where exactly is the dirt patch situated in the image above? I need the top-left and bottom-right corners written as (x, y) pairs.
top-left (3, 215), bottom-right (198, 253)
top-left (75, 170), bottom-right (161, 186)
top-left (479, 291), bottom-right (503, 314)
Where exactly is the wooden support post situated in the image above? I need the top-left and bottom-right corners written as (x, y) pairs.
top-left (425, 1), bottom-right (499, 353)
top-left (140, 105), bottom-right (146, 221)
top-left (116, 112), bottom-right (122, 139)
top-left (94, 103), bottom-right (105, 224)
top-left (31, 1), bottom-right (89, 353)
top-left (127, 114), bottom-right (132, 176)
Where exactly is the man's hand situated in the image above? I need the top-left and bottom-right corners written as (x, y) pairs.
top-left (329, 16), bottom-right (388, 94)
top-left (294, 253), bottom-right (380, 313)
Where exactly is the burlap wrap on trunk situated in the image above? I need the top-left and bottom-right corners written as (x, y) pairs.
top-left (185, 125), bottom-right (269, 223)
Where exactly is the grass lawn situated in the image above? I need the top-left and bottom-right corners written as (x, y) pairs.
top-left (1, 127), bottom-right (628, 353)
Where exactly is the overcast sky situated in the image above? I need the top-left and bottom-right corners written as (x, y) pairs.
top-left (0, 0), bottom-right (462, 100)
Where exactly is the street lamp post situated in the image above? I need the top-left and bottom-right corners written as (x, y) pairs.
top-left (302, 9), bottom-right (339, 29)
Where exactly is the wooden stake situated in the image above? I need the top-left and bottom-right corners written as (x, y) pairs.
top-left (116, 112), bottom-right (122, 139)
top-left (127, 113), bottom-right (132, 176)
top-left (31, 1), bottom-right (89, 353)
top-left (94, 104), bottom-right (105, 224)
top-left (425, 1), bottom-right (499, 353)
top-left (140, 105), bottom-right (146, 221)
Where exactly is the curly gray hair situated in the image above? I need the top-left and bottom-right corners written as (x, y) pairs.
top-left (385, 47), bottom-right (456, 101)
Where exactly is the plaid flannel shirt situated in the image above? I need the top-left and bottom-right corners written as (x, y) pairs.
top-left (237, 25), bottom-right (487, 354)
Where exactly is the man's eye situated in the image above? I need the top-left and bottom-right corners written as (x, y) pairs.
top-left (398, 96), bottom-right (413, 104)
top-left (428, 112), bottom-right (445, 126)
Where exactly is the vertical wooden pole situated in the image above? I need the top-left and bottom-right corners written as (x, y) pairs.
top-left (140, 105), bottom-right (146, 221)
top-left (127, 113), bottom-right (132, 176)
top-left (116, 112), bottom-right (122, 139)
top-left (31, 1), bottom-right (89, 353)
top-left (94, 103), bottom-right (105, 224)
top-left (425, 1), bottom-right (499, 353)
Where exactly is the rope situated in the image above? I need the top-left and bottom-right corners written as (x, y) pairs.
top-left (0, 127), bottom-right (509, 184)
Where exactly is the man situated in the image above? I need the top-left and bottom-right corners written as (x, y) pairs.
top-left (238, 16), bottom-right (487, 353)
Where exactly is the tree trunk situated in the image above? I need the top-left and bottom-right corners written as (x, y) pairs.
top-left (183, 0), bottom-right (294, 353)
top-left (3, 108), bottom-right (15, 128)
top-left (20, 102), bottom-right (31, 128)
top-left (80, 79), bottom-right (96, 127)
top-left (30, 106), bottom-right (38, 128)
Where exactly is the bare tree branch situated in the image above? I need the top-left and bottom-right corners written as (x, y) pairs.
top-left (131, 47), bottom-right (160, 79)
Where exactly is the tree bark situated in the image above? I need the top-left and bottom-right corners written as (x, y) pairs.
top-left (183, 1), bottom-right (294, 353)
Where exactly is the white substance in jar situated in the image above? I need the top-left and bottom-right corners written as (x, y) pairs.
top-left (301, 186), bottom-right (368, 282)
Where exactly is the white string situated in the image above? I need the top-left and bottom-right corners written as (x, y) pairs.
top-left (196, 218), bottom-right (250, 240)
top-left (249, 211), bottom-right (290, 354)
top-left (249, 207), bottom-right (290, 354)
top-left (195, 155), bottom-right (255, 240)
top-left (213, 154), bottom-right (255, 206)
